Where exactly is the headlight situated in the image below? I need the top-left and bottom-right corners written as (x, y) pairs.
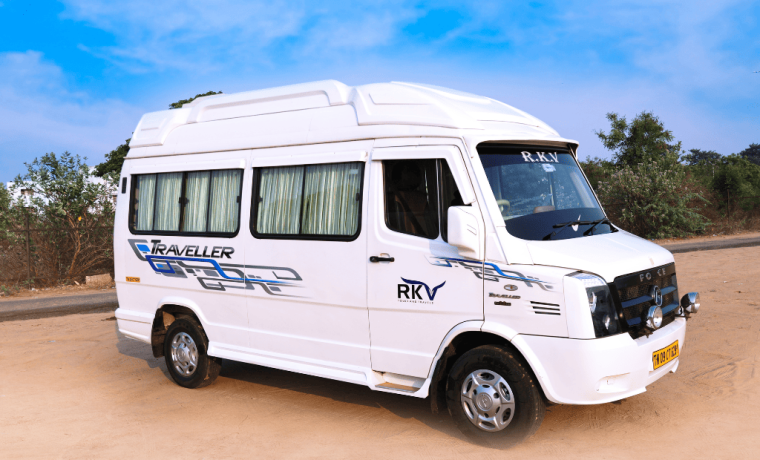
top-left (570, 273), bottom-right (621, 338)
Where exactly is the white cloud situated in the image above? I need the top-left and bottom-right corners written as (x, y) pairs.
top-left (0, 51), bottom-right (142, 182)
top-left (57, 0), bottom-right (760, 111)
top-left (424, 1), bottom-right (760, 99)
top-left (60, 0), bottom-right (422, 71)
top-left (59, 0), bottom-right (305, 71)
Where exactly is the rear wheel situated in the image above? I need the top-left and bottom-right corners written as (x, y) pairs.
top-left (446, 345), bottom-right (545, 447)
top-left (164, 317), bottom-right (221, 389)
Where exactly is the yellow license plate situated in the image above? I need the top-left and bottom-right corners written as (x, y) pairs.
top-left (652, 341), bottom-right (679, 370)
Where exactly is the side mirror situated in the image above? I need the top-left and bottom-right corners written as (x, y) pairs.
top-left (447, 206), bottom-right (482, 260)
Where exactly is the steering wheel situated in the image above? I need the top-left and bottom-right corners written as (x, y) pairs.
top-left (496, 199), bottom-right (511, 219)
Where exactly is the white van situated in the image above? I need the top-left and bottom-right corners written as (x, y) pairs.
top-left (114, 80), bottom-right (700, 446)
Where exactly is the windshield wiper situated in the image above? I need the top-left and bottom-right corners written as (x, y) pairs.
top-left (543, 220), bottom-right (595, 240)
top-left (583, 217), bottom-right (612, 236)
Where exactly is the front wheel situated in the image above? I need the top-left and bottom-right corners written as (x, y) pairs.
top-left (446, 345), bottom-right (545, 447)
top-left (164, 317), bottom-right (222, 389)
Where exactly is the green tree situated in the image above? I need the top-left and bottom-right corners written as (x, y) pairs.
top-left (596, 161), bottom-right (709, 239)
top-left (711, 155), bottom-right (760, 199)
top-left (0, 182), bottom-right (10, 216)
top-left (739, 143), bottom-right (760, 166)
top-left (595, 112), bottom-right (681, 167)
top-left (94, 139), bottom-right (130, 178)
top-left (0, 182), bottom-right (19, 235)
top-left (169, 90), bottom-right (223, 109)
top-left (12, 152), bottom-right (115, 279)
top-left (681, 149), bottom-right (722, 166)
top-left (13, 151), bottom-right (115, 225)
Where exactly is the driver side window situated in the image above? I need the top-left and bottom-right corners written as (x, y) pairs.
top-left (382, 159), bottom-right (463, 241)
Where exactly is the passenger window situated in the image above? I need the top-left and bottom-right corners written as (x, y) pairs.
top-left (133, 174), bottom-right (156, 231)
top-left (253, 162), bottom-right (363, 239)
top-left (154, 172), bottom-right (183, 231)
top-left (383, 159), bottom-right (464, 241)
top-left (130, 169), bottom-right (243, 235)
top-left (208, 170), bottom-right (243, 233)
top-left (383, 159), bottom-right (439, 239)
top-left (182, 171), bottom-right (211, 232)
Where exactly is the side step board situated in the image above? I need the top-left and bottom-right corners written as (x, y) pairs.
top-left (374, 372), bottom-right (426, 395)
top-left (376, 382), bottom-right (418, 393)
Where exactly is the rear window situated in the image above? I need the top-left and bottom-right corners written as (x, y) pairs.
top-left (130, 169), bottom-right (243, 236)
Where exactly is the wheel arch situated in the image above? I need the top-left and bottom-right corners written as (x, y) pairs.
top-left (428, 321), bottom-right (549, 414)
top-left (150, 297), bottom-right (207, 358)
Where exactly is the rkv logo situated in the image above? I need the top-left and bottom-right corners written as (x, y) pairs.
top-left (398, 277), bottom-right (446, 301)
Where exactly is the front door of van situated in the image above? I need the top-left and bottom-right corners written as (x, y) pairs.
top-left (367, 146), bottom-right (484, 379)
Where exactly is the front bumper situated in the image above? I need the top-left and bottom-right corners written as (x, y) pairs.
top-left (513, 316), bottom-right (686, 405)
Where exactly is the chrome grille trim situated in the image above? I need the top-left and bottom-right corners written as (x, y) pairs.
top-left (612, 263), bottom-right (679, 337)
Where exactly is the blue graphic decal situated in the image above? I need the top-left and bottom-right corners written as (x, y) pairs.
top-left (128, 238), bottom-right (305, 297)
top-left (146, 255), bottom-right (288, 284)
top-left (427, 256), bottom-right (553, 290)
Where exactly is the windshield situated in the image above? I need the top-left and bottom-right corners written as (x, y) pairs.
top-left (478, 144), bottom-right (614, 241)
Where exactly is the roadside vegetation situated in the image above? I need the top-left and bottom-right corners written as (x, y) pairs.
top-left (582, 112), bottom-right (760, 239)
top-left (0, 152), bottom-right (116, 294)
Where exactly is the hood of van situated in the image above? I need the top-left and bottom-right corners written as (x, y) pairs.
top-left (525, 230), bottom-right (674, 282)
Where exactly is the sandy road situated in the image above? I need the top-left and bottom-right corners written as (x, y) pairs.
top-left (1, 248), bottom-right (759, 459)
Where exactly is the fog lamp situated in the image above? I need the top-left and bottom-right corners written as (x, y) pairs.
top-left (645, 305), bottom-right (663, 330)
top-left (681, 292), bottom-right (700, 314)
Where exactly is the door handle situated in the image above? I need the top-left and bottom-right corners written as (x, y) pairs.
top-left (369, 255), bottom-right (395, 263)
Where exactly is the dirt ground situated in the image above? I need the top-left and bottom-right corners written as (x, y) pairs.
top-left (1, 248), bottom-right (758, 459)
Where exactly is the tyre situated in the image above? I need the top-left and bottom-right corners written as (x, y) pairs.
top-left (446, 345), bottom-right (545, 447)
top-left (163, 317), bottom-right (222, 389)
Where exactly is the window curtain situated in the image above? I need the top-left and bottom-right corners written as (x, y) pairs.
top-left (208, 170), bottom-right (242, 233)
top-left (256, 166), bottom-right (304, 234)
top-left (301, 162), bottom-right (361, 236)
top-left (182, 171), bottom-right (210, 232)
top-left (154, 172), bottom-right (183, 231)
top-left (134, 174), bottom-right (156, 231)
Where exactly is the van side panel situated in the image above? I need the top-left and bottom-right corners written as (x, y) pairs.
top-left (242, 142), bottom-right (372, 371)
top-left (115, 150), bottom-right (252, 349)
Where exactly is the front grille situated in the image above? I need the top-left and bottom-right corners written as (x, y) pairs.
top-left (613, 263), bottom-right (679, 338)
top-left (619, 275), bottom-right (674, 302)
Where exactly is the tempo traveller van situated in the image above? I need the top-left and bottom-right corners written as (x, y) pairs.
top-left (114, 80), bottom-right (701, 446)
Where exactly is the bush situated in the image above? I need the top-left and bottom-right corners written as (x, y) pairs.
top-left (578, 156), bottom-right (616, 190)
top-left (596, 161), bottom-right (710, 239)
top-left (9, 152), bottom-right (116, 282)
top-left (711, 155), bottom-right (760, 197)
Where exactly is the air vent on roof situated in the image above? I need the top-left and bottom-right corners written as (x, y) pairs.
top-left (186, 80), bottom-right (352, 123)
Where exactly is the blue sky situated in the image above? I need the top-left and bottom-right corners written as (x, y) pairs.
top-left (1, 0), bottom-right (759, 183)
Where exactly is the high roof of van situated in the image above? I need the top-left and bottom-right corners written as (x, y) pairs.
top-left (127, 80), bottom-right (577, 158)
